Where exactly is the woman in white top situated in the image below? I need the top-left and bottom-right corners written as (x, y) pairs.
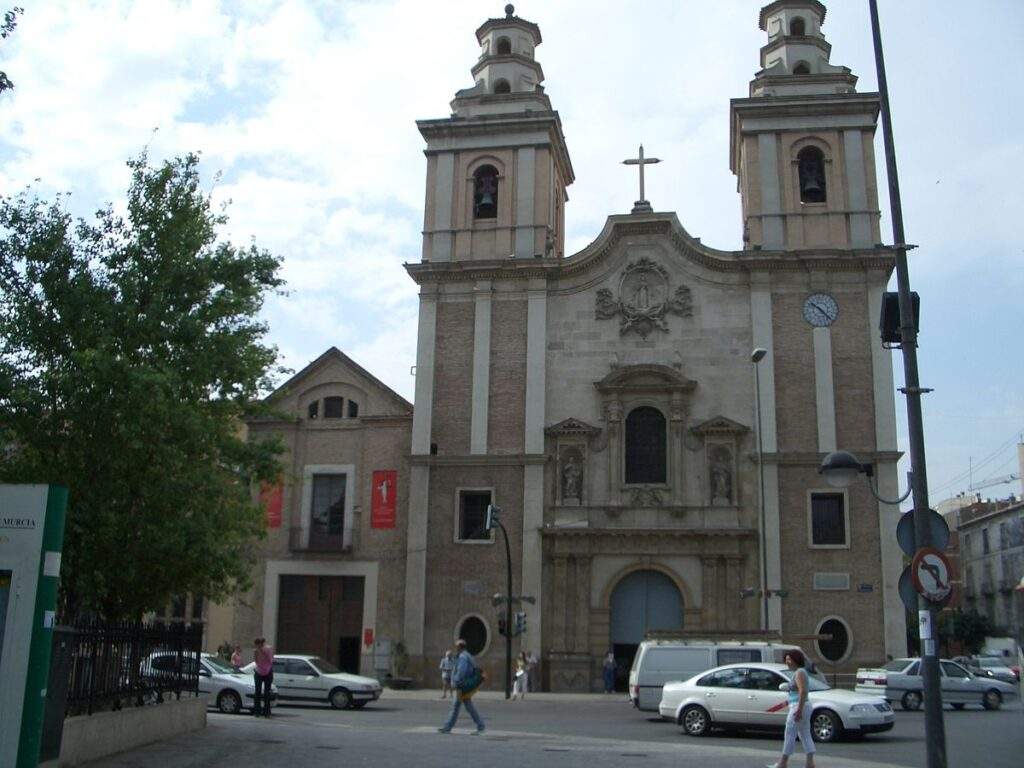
top-left (439, 650), bottom-right (455, 699)
top-left (511, 652), bottom-right (529, 700)
top-left (769, 649), bottom-right (816, 768)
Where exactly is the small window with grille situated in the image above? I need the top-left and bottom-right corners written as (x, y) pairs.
top-left (810, 492), bottom-right (847, 547)
top-left (324, 396), bottom-right (344, 418)
top-left (457, 490), bottom-right (492, 542)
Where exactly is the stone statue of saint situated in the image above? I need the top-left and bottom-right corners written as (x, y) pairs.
top-left (710, 448), bottom-right (732, 506)
top-left (562, 455), bottom-right (582, 502)
top-left (632, 273), bottom-right (651, 309)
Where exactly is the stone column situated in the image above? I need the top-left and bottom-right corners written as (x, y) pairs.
top-left (725, 557), bottom-right (743, 631)
top-left (522, 279), bottom-right (547, 659)
top-left (670, 394), bottom-right (685, 505)
top-left (701, 556), bottom-right (719, 630)
top-left (551, 556), bottom-right (569, 651)
top-left (574, 557), bottom-right (591, 653)
top-left (469, 281), bottom-right (492, 454)
top-left (606, 400), bottom-right (623, 507)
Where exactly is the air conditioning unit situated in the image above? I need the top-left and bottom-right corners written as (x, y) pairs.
top-left (812, 572), bottom-right (850, 591)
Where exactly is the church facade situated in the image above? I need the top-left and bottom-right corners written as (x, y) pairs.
top-left (220, 1), bottom-right (907, 692)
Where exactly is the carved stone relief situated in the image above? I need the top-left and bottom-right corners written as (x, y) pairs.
top-left (709, 445), bottom-right (734, 507)
top-left (594, 257), bottom-right (694, 339)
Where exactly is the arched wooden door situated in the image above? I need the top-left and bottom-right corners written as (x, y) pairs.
top-left (608, 570), bottom-right (683, 690)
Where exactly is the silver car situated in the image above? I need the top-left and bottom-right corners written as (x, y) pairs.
top-left (659, 662), bottom-right (894, 743)
top-left (855, 657), bottom-right (1017, 711)
top-left (967, 656), bottom-right (1019, 685)
top-left (143, 651), bottom-right (277, 714)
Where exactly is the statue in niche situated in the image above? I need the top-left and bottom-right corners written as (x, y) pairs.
top-left (709, 446), bottom-right (733, 506)
top-left (561, 452), bottom-right (583, 504)
top-left (632, 273), bottom-right (651, 309)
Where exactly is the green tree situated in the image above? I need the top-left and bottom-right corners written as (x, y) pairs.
top-left (1, 7), bottom-right (24, 95)
top-left (0, 151), bottom-right (285, 619)
top-left (939, 608), bottom-right (997, 655)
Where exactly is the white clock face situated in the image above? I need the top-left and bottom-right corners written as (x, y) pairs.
top-left (803, 293), bottom-right (838, 327)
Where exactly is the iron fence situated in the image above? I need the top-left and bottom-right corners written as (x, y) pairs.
top-left (58, 620), bottom-right (203, 716)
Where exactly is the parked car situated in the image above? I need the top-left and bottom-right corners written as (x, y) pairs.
top-left (142, 651), bottom-right (277, 714)
top-left (855, 657), bottom-right (1017, 711)
top-left (629, 640), bottom-right (804, 711)
top-left (967, 655), bottom-right (1019, 684)
top-left (243, 654), bottom-right (383, 709)
top-left (659, 662), bottom-right (893, 743)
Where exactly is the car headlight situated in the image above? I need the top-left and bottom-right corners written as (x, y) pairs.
top-left (850, 704), bottom-right (875, 714)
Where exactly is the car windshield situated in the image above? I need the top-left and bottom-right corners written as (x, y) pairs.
top-left (309, 657), bottom-right (341, 674)
top-left (883, 659), bottom-right (912, 672)
top-left (204, 656), bottom-right (237, 675)
top-left (780, 669), bottom-right (831, 691)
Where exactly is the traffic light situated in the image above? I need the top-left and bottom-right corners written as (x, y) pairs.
top-left (514, 611), bottom-right (527, 636)
top-left (498, 616), bottom-right (507, 636)
top-left (485, 504), bottom-right (501, 531)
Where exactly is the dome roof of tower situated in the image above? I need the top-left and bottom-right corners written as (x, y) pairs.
top-left (759, 0), bottom-right (827, 31)
top-left (475, 5), bottom-right (542, 45)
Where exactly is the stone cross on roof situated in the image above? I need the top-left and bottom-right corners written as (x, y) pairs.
top-left (622, 144), bottom-right (661, 214)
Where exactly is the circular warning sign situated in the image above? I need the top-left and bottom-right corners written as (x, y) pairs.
top-left (910, 547), bottom-right (953, 605)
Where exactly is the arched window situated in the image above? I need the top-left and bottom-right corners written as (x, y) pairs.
top-left (473, 165), bottom-right (499, 219)
top-left (797, 146), bottom-right (827, 203)
top-left (496, 36), bottom-right (512, 55)
top-left (793, 61), bottom-right (811, 75)
top-left (458, 615), bottom-right (488, 656)
top-left (493, 78), bottom-right (511, 94)
top-left (790, 17), bottom-right (806, 36)
top-left (625, 406), bottom-right (667, 484)
top-left (816, 617), bottom-right (851, 662)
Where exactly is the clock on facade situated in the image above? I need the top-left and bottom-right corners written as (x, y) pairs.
top-left (802, 293), bottom-right (838, 327)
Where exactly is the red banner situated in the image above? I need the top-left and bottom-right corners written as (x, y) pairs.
top-left (363, 628), bottom-right (374, 647)
top-left (371, 470), bottom-right (397, 529)
top-left (260, 481), bottom-right (283, 529)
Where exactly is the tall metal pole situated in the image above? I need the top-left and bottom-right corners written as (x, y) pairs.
top-left (868, 2), bottom-right (946, 766)
top-left (495, 519), bottom-right (513, 700)
top-left (754, 362), bottom-right (769, 632)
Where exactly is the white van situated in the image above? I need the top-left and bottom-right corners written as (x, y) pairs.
top-left (628, 640), bottom-right (803, 711)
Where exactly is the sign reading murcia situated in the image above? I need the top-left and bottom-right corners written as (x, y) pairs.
top-left (595, 258), bottom-right (693, 338)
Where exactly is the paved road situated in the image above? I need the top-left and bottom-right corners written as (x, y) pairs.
top-left (87, 690), bottom-right (1023, 768)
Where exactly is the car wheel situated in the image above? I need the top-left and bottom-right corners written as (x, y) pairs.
top-left (811, 709), bottom-right (842, 743)
top-left (679, 705), bottom-right (711, 737)
top-left (216, 690), bottom-right (242, 715)
top-left (901, 691), bottom-right (923, 711)
top-left (329, 688), bottom-right (353, 710)
top-left (982, 690), bottom-right (1002, 711)
top-left (951, 703), bottom-right (965, 710)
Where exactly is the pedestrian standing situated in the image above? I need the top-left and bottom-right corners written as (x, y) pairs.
top-left (252, 637), bottom-right (274, 717)
top-left (511, 652), bottom-right (528, 700)
top-left (768, 649), bottom-right (816, 768)
top-left (602, 650), bottom-right (616, 693)
top-left (438, 639), bottom-right (485, 734)
top-left (230, 645), bottom-right (243, 670)
top-left (439, 649), bottom-right (455, 699)
top-left (526, 650), bottom-right (539, 692)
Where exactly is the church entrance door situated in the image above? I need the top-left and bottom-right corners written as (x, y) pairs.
top-left (277, 575), bottom-right (365, 673)
top-left (609, 569), bottom-right (683, 691)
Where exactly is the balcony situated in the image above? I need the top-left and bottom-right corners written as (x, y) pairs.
top-left (288, 526), bottom-right (350, 553)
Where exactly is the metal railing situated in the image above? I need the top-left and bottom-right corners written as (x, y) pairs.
top-left (57, 620), bottom-right (203, 716)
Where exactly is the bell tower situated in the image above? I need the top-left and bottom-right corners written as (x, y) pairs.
top-left (730, 0), bottom-right (881, 251)
top-left (418, 4), bottom-right (574, 262)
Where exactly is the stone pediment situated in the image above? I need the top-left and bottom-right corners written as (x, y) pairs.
top-left (544, 417), bottom-right (601, 437)
top-left (595, 364), bottom-right (696, 395)
top-left (690, 415), bottom-right (750, 436)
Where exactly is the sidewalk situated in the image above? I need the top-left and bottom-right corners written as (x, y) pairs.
top-left (382, 686), bottom-right (620, 703)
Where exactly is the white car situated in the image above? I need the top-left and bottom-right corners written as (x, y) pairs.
top-left (243, 654), bottom-right (383, 709)
top-left (659, 662), bottom-right (894, 743)
top-left (856, 657), bottom-right (1017, 711)
top-left (143, 651), bottom-right (277, 714)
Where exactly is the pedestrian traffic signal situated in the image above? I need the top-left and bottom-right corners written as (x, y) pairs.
top-left (514, 611), bottom-right (527, 636)
top-left (485, 504), bottom-right (501, 531)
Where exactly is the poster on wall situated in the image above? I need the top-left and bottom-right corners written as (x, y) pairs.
top-left (260, 482), bottom-right (283, 529)
top-left (371, 470), bottom-right (397, 529)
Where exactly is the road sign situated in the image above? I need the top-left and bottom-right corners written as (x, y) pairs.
top-left (898, 565), bottom-right (919, 613)
top-left (896, 508), bottom-right (949, 557)
top-left (910, 547), bottom-right (953, 607)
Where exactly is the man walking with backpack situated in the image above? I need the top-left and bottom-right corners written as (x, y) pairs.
top-left (438, 639), bottom-right (485, 734)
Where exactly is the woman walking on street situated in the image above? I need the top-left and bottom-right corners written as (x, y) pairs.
top-left (438, 639), bottom-right (486, 734)
top-left (511, 652), bottom-right (528, 700)
top-left (768, 649), bottom-right (816, 768)
top-left (440, 649), bottom-right (455, 699)
top-left (252, 637), bottom-right (274, 717)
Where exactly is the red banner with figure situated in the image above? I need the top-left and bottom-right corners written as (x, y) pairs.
top-left (371, 470), bottom-right (397, 529)
top-left (260, 481), bottom-right (283, 529)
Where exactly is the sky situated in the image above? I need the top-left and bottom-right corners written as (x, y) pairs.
top-left (1, 0), bottom-right (1022, 506)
